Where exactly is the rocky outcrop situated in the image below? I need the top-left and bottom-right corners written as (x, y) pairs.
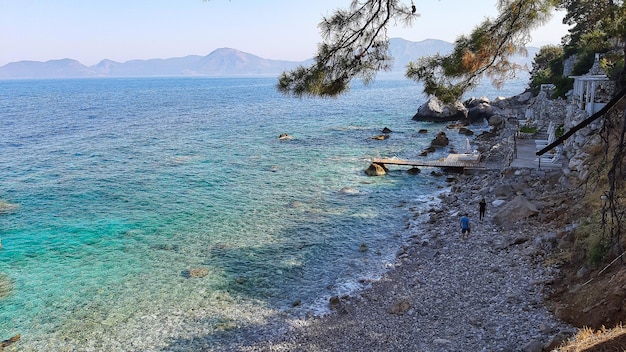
top-left (412, 97), bottom-right (467, 122)
top-left (413, 96), bottom-right (510, 124)
top-left (466, 96), bottom-right (499, 123)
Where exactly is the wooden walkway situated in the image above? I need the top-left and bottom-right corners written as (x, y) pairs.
top-left (372, 156), bottom-right (484, 170)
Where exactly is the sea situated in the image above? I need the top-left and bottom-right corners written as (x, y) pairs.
top-left (0, 75), bottom-right (526, 351)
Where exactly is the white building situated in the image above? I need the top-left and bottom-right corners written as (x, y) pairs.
top-left (569, 54), bottom-right (614, 115)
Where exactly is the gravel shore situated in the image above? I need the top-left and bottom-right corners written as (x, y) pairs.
top-left (232, 159), bottom-right (577, 351)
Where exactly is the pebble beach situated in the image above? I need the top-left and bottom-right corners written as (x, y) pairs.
top-left (231, 130), bottom-right (577, 351)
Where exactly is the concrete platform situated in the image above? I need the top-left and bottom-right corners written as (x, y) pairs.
top-left (509, 136), bottom-right (563, 169)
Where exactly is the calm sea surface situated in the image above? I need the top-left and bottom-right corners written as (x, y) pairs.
top-left (0, 76), bottom-right (525, 350)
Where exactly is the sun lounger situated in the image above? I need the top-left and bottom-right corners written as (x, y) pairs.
top-left (534, 152), bottom-right (561, 168)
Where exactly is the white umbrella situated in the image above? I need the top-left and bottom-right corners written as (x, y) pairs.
top-left (465, 138), bottom-right (472, 154)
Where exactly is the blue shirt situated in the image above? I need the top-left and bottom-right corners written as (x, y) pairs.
top-left (460, 216), bottom-right (470, 229)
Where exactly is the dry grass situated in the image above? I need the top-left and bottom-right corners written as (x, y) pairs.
top-left (557, 325), bottom-right (626, 352)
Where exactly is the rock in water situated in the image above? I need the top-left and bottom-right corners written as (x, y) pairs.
top-left (0, 273), bottom-right (13, 299)
top-left (412, 97), bottom-right (468, 122)
top-left (182, 268), bottom-right (209, 278)
top-left (1, 334), bottom-right (21, 349)
top-left (430, 132), bottom-right (450, 147)
top-left (365, 163), bottom-right (387, 176)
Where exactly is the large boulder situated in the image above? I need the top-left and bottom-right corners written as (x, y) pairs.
top-left (491, 96), bottom-right (510, 109)
top-left (488, 114), bottom-right (504, 128)
top-left (412, 97), bottom-right (468, 122)
top-left (464, 96), bottom-right (491, 108)
top-left (493, 196), bottom-right (539, 230)
top-left (365, 163), bottom-right (387, 176)
top-left (467, 103), bottom-right (497, 123)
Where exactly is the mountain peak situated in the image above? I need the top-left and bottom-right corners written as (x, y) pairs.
top-left (0, 38), bottom-right (538, 79)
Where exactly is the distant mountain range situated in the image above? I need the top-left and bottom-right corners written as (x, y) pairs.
top-left (0, 38), bottom-right (538, 79)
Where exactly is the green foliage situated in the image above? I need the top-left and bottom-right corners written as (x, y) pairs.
top-left (574, 213), bottom-right (609, 265)
top-left (520, 125), bottom-right (538, 133)
top-left (588, 238), bottom-right (609, 265)
top-left (555, 124), bottom-right (564, 138)
top-left (276, 0), bottom-right (416, 98)
top-left (559, 0), bottom-right (615, 47)
top-left (558, 1), bottom-right (626, 88)
top-left (568, 32), bottom-right (614, 76)
top-left (278, 0), bottom-right (626, 101)
top-left (406, 0), bottom-right (558, 103)
top-left (551, 76), bottom-right (574, 98)
top-left (600, 51), bottom-right (626, 83)
top-left (278, 0), bottom-right (561, 102)
top-left (529, 45), bottom-right (565, 95)
top-left (527, 44), bottom-right (576, 98)
top-left (406, 55), bottom-right (471, 103)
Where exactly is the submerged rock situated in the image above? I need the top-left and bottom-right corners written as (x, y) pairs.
top-left (182, 268), bottom-right (209, 278)
top-left (339, 187), bottom-right (360, 195)
top-left (1, 334), bottom-right (21, 349)
top-left (0, 201), bottom-right (18, 214)
top-left (0, 273), bottom-right (13, 299)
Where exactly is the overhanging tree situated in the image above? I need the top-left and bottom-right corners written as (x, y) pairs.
top-left (277, 0), bottom-right (559, 103)
top-left (407, 0), bottom-right (558, 103)
top-left (277, 0), bottom-right (417, 98)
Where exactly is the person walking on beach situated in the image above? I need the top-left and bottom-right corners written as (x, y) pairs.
top-left (479, 198), bottom-right (486, 221)
top-left (460, 213), bottom-right (471, 240)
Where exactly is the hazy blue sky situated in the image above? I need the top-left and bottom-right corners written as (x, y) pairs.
top-left (1, 0), bottom-right (569, 66)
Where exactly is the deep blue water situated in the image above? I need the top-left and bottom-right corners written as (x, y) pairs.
top-left (0, 76), bottom-right (524, 350)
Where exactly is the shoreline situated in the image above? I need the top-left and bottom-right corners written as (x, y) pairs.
top-left (233, 125), bottom-right (577, 351)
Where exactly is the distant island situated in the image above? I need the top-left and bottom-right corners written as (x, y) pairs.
top-left (0, 38), bottom-right (537, 79)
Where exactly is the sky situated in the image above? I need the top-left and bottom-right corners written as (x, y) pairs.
top-left (0, 0), bottom-right (570, 67)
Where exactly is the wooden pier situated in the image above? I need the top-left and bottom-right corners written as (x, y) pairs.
top-left (371, 153), bottom-right (484, 171)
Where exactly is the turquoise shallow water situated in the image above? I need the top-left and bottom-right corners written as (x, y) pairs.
top-left (0, 76), bottom-right (523, 350)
